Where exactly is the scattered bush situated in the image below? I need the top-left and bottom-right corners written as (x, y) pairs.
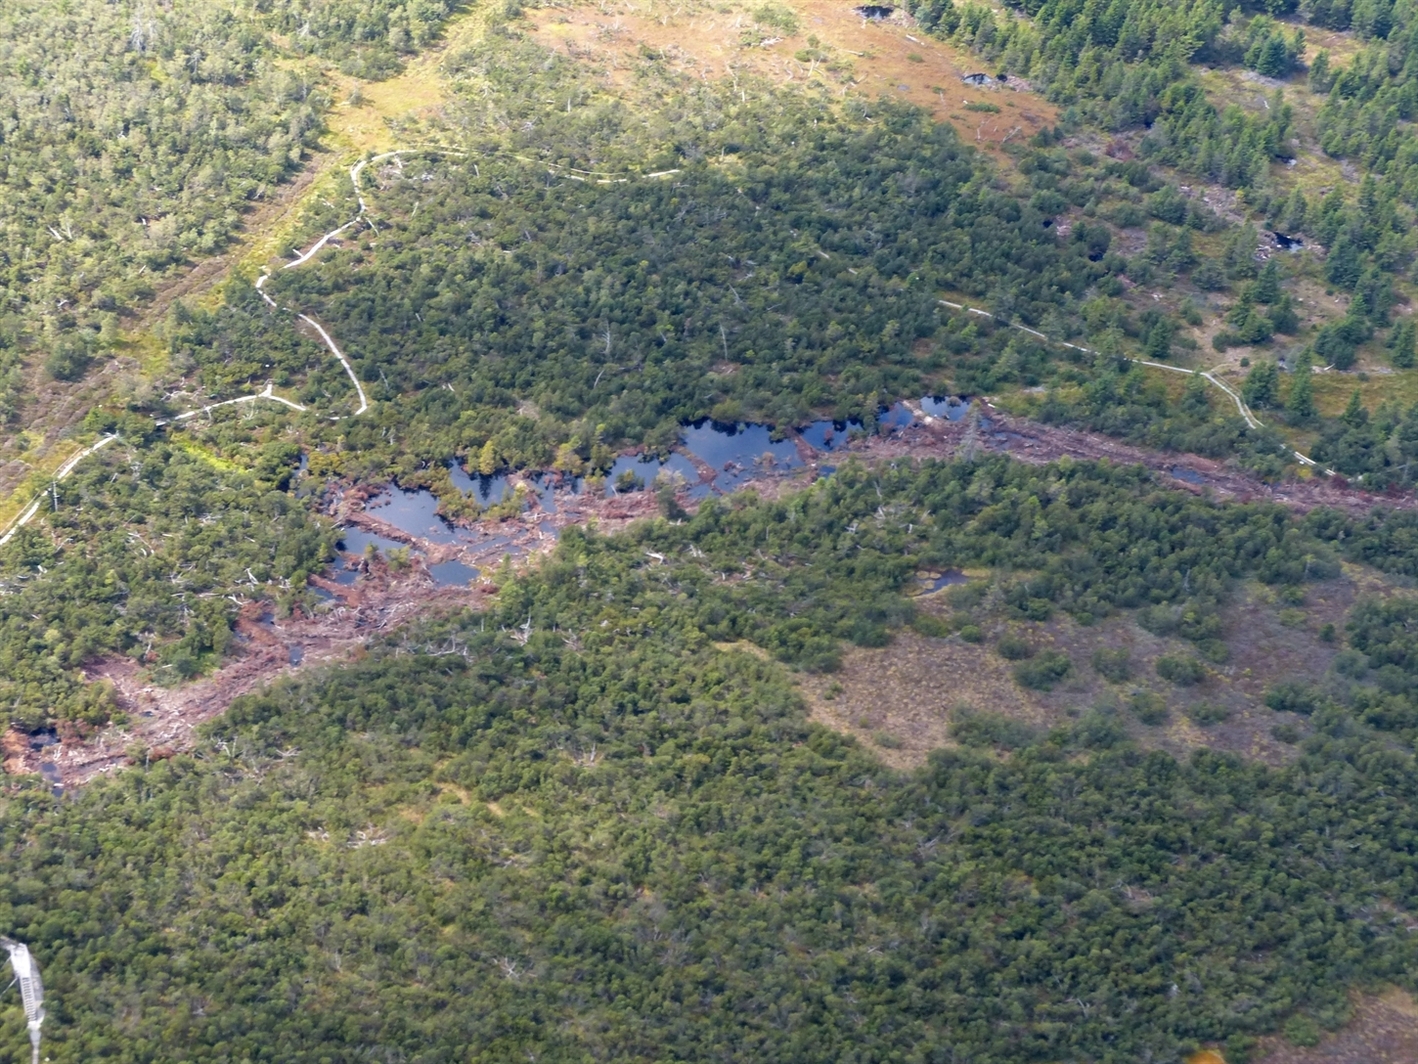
top-left (1265, 681), bottom-right (1320, 715)
top-left (1191, 701), bottom-right (1232, 725)
top-left (1092, 646), bottom-right (1133, 682)
top-left (950, 710), bottom-right (1039, 750)
top-left (1156, 655), bottom-right (1206, 686)
top-left (1128, 690), bottom-right (1169, 725)
top-left (996, 633), bottom-right (1034, 660)
top-left (1015, 650), bottom-right (1073, 690)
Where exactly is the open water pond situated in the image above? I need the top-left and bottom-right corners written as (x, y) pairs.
top-left (801, 419), bottom-right (865, 452)
top-left (331, 564), bottom-right (360, 586)
top-left (917, 569), bottom-right (970, 593)
top-left (367, 486), bottom-right (467, 544)
top-left (605, 453), bottom-right (706, 498)
top-left (879, 402), bottom-right (915, 430)
top-left (337, 525), bottom-right (405, 556)
top-left (920, 396), bottom-right (971, 421)
top-left (429, 559), bottom-right (480, 587)
top-left (449, 462), bottom-right (512, 506)
top-left (681, 420), bottom-right (802, 492)
top-left (528, 473), bottom-right (560, 513)
top-left (1168, 466), bottom-right (1208, 485)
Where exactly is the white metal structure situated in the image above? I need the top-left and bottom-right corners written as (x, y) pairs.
top-left (0, 938), bottom-right (43, 1064)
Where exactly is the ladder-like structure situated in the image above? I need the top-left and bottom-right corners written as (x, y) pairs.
top-left (0, 939), bottom-right (43, 1064)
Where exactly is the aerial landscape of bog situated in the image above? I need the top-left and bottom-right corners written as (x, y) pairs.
top-left (16, 0), bottom-right (1418, 1060)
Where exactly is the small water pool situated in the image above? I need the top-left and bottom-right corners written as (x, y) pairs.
top-left (878, 402), bottom-right (915, 430)
top-left (338, 525), bottom-right (406, 556)
top-left (920, 396), bottom-right (971, 421)
top-left (429, 559), bottom-right (480, 587)
top-left (681, 420), bottom-right (803, 492)
top-left (367, 487), bottom-right (465, 544)
top-left (605, 452), bottom-right (706, 497)
top-left (917, 570), bottom-right (970, 593)
top-left (801, 419), bottom-right (865, 452)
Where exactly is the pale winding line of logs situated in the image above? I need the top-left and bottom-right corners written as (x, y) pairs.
top-left (938, 299), bottom-right (1333, 474)
top-left (0, 155), bottom-right (1328, 547)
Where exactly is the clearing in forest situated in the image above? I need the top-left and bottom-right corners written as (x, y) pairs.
top-left (527, 0), bottom-right (1054, 156)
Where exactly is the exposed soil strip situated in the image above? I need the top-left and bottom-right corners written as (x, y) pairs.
top-left (19, 399), bottom-right (1407, 788)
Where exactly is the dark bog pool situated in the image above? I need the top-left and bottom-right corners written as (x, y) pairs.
top-left (449, 462), bottom-right (512, 506)
top-left (606, 452), bottom-right (705, 497)
top-left (338, 526), bottom-right (405, 556)
top-left (367, 486), bottom-right (468, 544)
top-left (681, 420), bottom-right (802, 492)
top-left (918, 569), bottom-right (970, 593)
top-left (921, 396), bottom-right (971, 421)
top-left (879, 402), bottom-right (915, 430)
top-left (331, 564), bottom-right (360, 585)
top-left (801, 419), bottom-right (865, 452)
top-left (1168, 466), bottom-right (1208, 485)
top-left (429, 559), bottom-right (480, 586)
top-left (528, 473), bottom-right (560, 513)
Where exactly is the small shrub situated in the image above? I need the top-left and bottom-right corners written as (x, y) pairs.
top-left (1073, 709), bottom-right (1125, 749)
top-left (996, 633), bottom-right (1034, 660)
top-left (872, 731), bottom-right (903, 749)
top-left (44, 342), bottom-right (93, 382)
top-left (1191, 701), bottom-right (1231, 725)
top-left (752, 2), bottom-right (799, 33)
top-left (1015, 650), bottom-right (1073, 690)
top-left (912, 612), bottom-right (953, 638)
top-left (951, 710), bottom-right (1039, 750)
top-left (1283, 1016), bottom-right (1320, 1047)
top-left (1156, 655), bottom-right (1205, 686)
top-left (1272, 723), bottom-right (1301, 744)
top-left (959, 624), bottom-right (983, 643)
top-left (1128, 690), bottom-right (1168, 725)
top-left (1265, 681), bottom-right (1319, 715)
top-left (1332, 648), bottom-right (1368, 678)
top-left (945, 582), bottom-right (986, 610)
top-left (1138, 605), bottom-right (1179, 636)
top-left (964, 100), bottom-right (1000, 112)
top-left (1092, 646), bottom-right (1132, 682)
top-left (1196, 639), bottom-right (1230, 664)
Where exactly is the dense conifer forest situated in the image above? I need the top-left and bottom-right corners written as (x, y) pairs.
top-left (3, 461), bottom-right (1418, 1062)
top-left (11, 0), bottom-right (1418, 1059)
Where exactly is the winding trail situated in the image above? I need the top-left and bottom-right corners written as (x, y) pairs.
top-left (0, 151), bottom-right (439, 545)
top-left (938, 299), bottom-right (1332, 473)
top-left (0, 151), bottom-right (1337, 549)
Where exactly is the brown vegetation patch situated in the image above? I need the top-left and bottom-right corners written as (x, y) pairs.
top-left (797, 629), bottom-right (1055, 769)
top-left (802, 555), bottom-right (1388, 770)
top-left (1255, 989), bottom-right (1418, 1064)
top-left (526, 0), bottom-right (1054, 156)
